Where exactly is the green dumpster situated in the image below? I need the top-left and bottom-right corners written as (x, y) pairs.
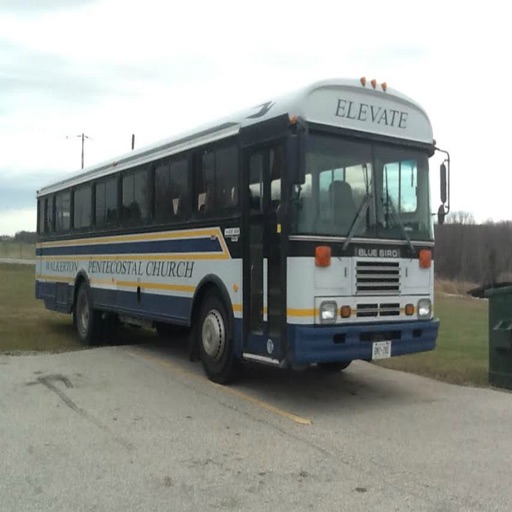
top-left (485, 286), bottom-right (512, 389)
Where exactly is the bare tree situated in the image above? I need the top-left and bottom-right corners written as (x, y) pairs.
top-left (445, 210), bottom-right (476, 225)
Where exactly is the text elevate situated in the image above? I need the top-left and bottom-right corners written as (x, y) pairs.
top-left (335, 99), bottom-right (408, 129)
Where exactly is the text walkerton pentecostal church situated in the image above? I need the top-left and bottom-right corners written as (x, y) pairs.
top-left (45, 260), bottom-right (195, 279)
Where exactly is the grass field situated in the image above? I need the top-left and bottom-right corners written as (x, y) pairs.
top-left (0, 263), bottom-right (490, 386)
top-left (0, 263), bottom-right (156, 353)
top-left (0, 263), bottom-right (81, 352)
top-left (377, 292), bottom-right (489, 386)
top-left (0, 242), bottom-right (34, 260)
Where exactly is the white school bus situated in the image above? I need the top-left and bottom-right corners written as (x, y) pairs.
top-left (35, 78), bottom-right (450, 383)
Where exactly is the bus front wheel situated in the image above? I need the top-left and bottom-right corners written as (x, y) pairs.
top-left (74, 282), bottom-right (102, 346)
top-left (198, 291), bottom-right (241, 384)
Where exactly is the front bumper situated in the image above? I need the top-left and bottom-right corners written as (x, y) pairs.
top-left (288, 318), bottom-right (439, 365)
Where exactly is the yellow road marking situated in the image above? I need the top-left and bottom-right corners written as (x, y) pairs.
top-left (129, 349), bottom-right (311, 426)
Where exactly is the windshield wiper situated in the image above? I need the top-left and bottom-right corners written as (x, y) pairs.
top-left (342, 193), bottom-right (372, 251)
top-left (382, 193), bottom-right (416, 255)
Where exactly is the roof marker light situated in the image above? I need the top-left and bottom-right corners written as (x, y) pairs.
top-left (360, 77), bottom-right (367, 87)
top-left (371, 79), bottom-right (377, 89)
top-left (381, 82), bottom-right (388, 92)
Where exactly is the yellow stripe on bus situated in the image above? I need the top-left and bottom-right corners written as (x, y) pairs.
top-left (36, 274), bottom-right (74, 283)
top-left (115, 281), bottom-right (196, 293)
top-left (36, 227), bottom-right (227, 248)
top-left (286, 308), bottom-right (318, 317)
top-left (38, 252), bottom-right (229, 262)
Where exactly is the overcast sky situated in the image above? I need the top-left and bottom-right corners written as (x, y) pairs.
top-left (0, 0), bottom-right (509, 235)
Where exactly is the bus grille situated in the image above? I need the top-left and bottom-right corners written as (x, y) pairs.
top-left (356, 261), bottom-right (400, 295)
top-left (356, 303), bottom-right (401, 317)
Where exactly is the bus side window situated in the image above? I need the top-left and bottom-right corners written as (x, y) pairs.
top-left (216, 145), bottom-right (238, 210)
top-left (170, 157), bottom-right (189, 218)
top-left (249, 153), bottom-right (263, 212)
top-left (73, 184), bottom-right (92, 229)
top-left (95, 176), bottom-right (118, 226)
top-left (195, 145), bottom-right (238, 216)
top-left (43, 197), bottom-right (54, 233)
top-left (55, 191), bottom-right (71, 232)
top-left (37, 199), bottom-right (43, 234)
top-left (270, 147), bottom-right (283, 212)
top-left (49, 196), bottom-right (55, 232)
top-left (122, 167), bottom-right (149, 223)
top-left (154, 160), bottom-right (173, 221)
top-left (195, 151), bottom-right (213, 213)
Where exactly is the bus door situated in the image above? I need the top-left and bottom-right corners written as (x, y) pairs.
top-left (242, 144), bottom-right (284, 360)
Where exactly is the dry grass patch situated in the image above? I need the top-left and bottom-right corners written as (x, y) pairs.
top-left (435, 278), bottom-right (479, 297)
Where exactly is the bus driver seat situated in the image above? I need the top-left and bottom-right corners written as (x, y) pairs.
top-left (329, 180), bottom-right (357, 233)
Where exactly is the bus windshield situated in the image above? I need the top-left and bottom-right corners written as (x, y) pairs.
top-left (291, 133), bottom-right (433, 241)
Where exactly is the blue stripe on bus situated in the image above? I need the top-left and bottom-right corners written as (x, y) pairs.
top-left (35, 237), bottom-right (223, 257)
top-left (36, 280), bottom-right (194, 323)
top-left (93, 287), bottom-right (193, 323)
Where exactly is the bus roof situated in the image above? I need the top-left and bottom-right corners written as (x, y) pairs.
top-left (37, 78), bottom-right (433, 197)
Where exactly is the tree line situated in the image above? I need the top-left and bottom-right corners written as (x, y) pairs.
top-left (435, 213), bottom-right (512, 287)
top-left (1, 231), bottom-right (38, 244)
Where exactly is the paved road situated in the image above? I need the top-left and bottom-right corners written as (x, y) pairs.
top-left (1, 342), bottom-right (511, 512)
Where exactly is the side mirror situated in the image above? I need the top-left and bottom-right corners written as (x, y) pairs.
top-left (440, 163), bottom-right (447, 204)
top-left (437, 204), bottom-right (446, 225)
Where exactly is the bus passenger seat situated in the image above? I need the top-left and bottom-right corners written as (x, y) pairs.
top-left (329, 181), bottom-right (356, 230)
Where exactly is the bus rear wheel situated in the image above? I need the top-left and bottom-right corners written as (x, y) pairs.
top-left (74, 282), bottom-right (103, 346)
top-left (317, 361), bottom-right (351, 372)
top-left (197, 291), bottom-right (241, 384)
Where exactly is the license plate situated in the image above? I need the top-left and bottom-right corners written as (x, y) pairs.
top-left (372, 340), bottom-right (391, 360)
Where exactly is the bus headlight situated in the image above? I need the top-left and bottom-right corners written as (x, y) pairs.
top-left (417, 299), bottom-right (432, 318)
top-left (319, 301), bottom-right (337, 324)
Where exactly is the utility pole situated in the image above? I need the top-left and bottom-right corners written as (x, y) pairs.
top-left (67, 133), bottom-right (91, 169)
top-left (78, 133), bottom-right (91, 169)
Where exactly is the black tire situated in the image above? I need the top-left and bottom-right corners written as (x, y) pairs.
top-left (197, 291), bottom-right (241, 384)
top-left (317, 361), bottom-right (352, 372)
top-left (73, 282), bottom-right (103, 346)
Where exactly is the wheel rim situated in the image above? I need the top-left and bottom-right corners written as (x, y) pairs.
top-left (77, 290), bottom-right (89, 337)
top-left (202, 309), bottom-right (225, 361)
